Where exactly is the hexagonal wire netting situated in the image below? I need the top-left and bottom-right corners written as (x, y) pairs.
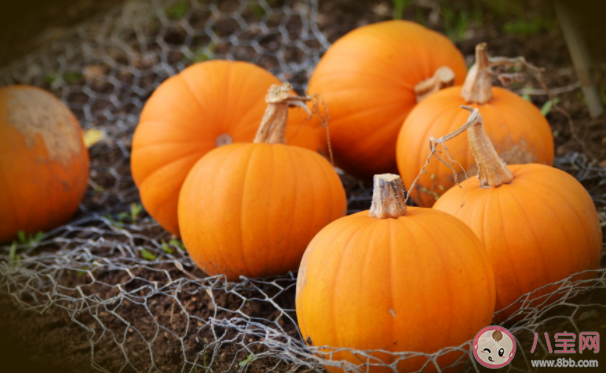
top-left (0, 0), bottom-right (605, 372)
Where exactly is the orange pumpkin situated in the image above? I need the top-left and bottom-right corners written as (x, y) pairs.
top-left (132, 60), bottom-right (326, 236)
top-left (178, 83), bottom-right (347, 281)
top-left (433, 107), bottom-right (601, 320)
top-left (397, 43), bottom-right (554, 207)
top-left (307, 20), bottom-right (467, 179)
top-left (0, 85), bottom-right (89, 242)
top-left (296, 174), bottom-right (495, 373)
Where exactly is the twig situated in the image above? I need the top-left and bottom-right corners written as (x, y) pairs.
top-left (404, 107), bottom-right (478, 204)
top-left (516, 81), bottom-right (581, 95)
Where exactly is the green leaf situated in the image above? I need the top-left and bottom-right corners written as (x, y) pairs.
top-left (140, 249), bottom-right (157, 261)
top-left (131, 203), bottom-right (143, 223)
top-left (165, 0), bottom-right (189, 20)
top-left (239, 353), bottom-right (256, 367)
top-left (392, 0), bottom-right (408, 20)
top-left (17, 231), bottom-right (26, 244)
top-left (169, 239), bottom-right (185, 250)
top-left (32, 231), bottom-right (44, 244)
top-left (540, 97), bottom-right (560, 116)
top-left (522, 93), bottom-right (532, 102)
top-left (9, 243), bottom-right (17, 267)
top-left (249, 3), bottom-right (265, 19)
top-left (161, 241), bottom-right (174, 254)
top-left (64, 71), bottom-right (83, 84)
top-left (553, 130), bottom-right (559, 137)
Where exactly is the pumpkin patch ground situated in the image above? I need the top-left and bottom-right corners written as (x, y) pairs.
top-left (1, 0), bottom-right (606, 372)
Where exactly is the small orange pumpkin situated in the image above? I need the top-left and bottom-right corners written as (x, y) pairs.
top-left (132, 60), bottom-right (326, 236)
top-left (433, 107), bottom-right (602, 320)
top-left (178, 83), bottom-right (347, 281)
top-left (296, 174), bottom-right (495, 373)
top-left (307, 20), bottom-right (467, 179)
top-left (397, 43), bottom-right (555, 207)
top-left (0, 85), bottom-right (89, 242)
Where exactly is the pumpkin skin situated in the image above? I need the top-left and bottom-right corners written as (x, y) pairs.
top-left (296, 176), bottom-right (495, 373)
top-left (434, 163), bottom-right (602, 318)
top-left (397, 87), bottom-right (554, 207)
top-left (131, 60), bottom-right (326, 236)
top-left (307, 20), bottom-right (467, 179)
top-left (0, 85), bottom-right (89, 242)
top-left (178, 143), bottom-right (347, 280)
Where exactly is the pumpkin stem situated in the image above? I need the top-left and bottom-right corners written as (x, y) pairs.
top-left (461, 43), bottom-right (545, 104)
top-left (429, 106), bottom-right (513, 188)
top-left (414, 66), bottom-right (456, 102)
top-left (369, 174), bottom-right (407, 219)
top-left (253, 82), bottom-right (312, 144)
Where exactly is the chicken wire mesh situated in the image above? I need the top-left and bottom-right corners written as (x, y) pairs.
top-left (0, 0), bottom-right (605, 372)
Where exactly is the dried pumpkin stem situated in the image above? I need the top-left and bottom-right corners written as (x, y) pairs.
top-left (253, 82), bottom-right (311, 144)
top-left (429, 106), bottom-right (513, 188)
top-left (414, 66), bottom-right (456, 102)
top-left (369, 174), bottom-right (407, 219)
top-left (461, 43), bottom-right (545, 104)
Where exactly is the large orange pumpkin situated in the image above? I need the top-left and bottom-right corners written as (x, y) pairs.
top-left (296, 174), bottom-right (495, 373)
top-left (0, 85), bottom-right (89, 242)
top-left (307, 20), bottom-right (467, 179)
top-left (397, 43), bottom-right (554, 207)
top-left (132, 60), bottom-right (326, 236)
top-left (433, 107), bottom-right (601, 320)
top-left (178, 83), bottom-right (347, 281)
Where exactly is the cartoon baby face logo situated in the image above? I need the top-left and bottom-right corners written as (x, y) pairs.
top-left (473, 326), bottom-right (516, 369)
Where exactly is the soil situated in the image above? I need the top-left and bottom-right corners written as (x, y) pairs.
top-left (1, 1), bottom-right (606, 373)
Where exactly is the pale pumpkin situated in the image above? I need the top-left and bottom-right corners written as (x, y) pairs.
top-left (132, 60), bottom-right (326, 236)
top-left (297, 174), bottom-right (495, 373)
top-left (398, 43), bottom-right (554, 207)
top-left (0, 85), bottom-right (89, 242)
top-left (433, 107), bottom-right (601, 320)
top-left (307, 20), bottom-right (467, 179)
top-left (178, 83), bottom-right (347, 281)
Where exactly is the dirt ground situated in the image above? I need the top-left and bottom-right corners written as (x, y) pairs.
top-left (1, 0), bottom-right (606, 372)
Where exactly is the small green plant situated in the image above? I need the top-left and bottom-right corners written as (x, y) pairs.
top-left (441, 5), bottom-right (469, 42)
top-left (8, 243), bottom-right (21, 268)
top-left (140, 248), bottom-right (157, 261)
top-left (64, 71), bottom-right (83, 84)
top-left (238, 353), bottom-right (257, 367)
top-left (161, 241), bottom-right (174, 254)
top-left (540, 97), bottom-right (560, 116)
top-left (249, 3), bottom-right (266, 19)
top-left (16, 230), bottom-right (44, 247)
top-left (392, 0), bottom-right (409, 20)
top-left (169, 239), bottom-right (185, 251)
top-left (553, 130), bottom-right (559, 137)
top-left (45, 73), bottom-right (58, 84)
top-left (165, 0), bottom-right (190, 20)
top-left (131, 203), bottom-right (143, 223)
top-left (503, 18), bottom-right (542, 37)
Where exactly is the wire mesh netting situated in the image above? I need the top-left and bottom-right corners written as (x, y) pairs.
top-left (1, 0), bottom-right (605, 372)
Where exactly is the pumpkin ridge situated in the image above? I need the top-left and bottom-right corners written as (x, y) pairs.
top-left (306, 149), bottom-right (335, 223)
top-left (411, 213), bottom-right (457, 344)
top-left (331, 218), bottom-right (371, 348)
top-left (137, 149), bottom-right (208, 188)
top-left (512, 174), bottom-right (598, 267)
top-left (513, 170), bottom-right (597, 242)
top-left (279, 146), bottom-right (300, 272)
top-left (242, 144), bottom-right (267, 278)
top-left (507, 179), bottom-right (588, 274)
top-left (176, 74), bottom-right (210, 120)
top-left (495, 184), bottom-right (534, 310)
